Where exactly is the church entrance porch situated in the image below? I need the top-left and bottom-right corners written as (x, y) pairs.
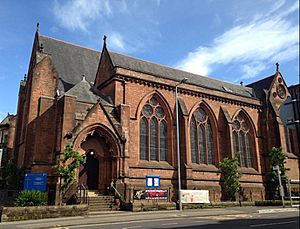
top-left (76, 127), bottom-right (120, 194)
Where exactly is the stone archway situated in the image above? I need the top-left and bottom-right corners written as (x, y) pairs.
top-left (74, 125), bottom-right (121, 194)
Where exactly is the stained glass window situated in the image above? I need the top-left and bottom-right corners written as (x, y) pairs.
top-left (232, 114), bottom-right (255, 168)
top-left (140, 117), bottom-right (148, 160)
top-left (139, 96), bottom-right (168, 161)
top-left (190, 117), bottom-right (198, 163)
top-left (190, 107), bottom-right (214, 164)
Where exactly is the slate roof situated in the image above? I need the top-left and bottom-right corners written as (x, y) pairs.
top-left (38, 34), bottom-right (255, 98)
top-left (109, 52), bottom-right (255, 98)
top-left (39, 35), bottom-right (100, 92)
top-left (246, 75), bottom-right (275, 99)
top-left (65, 77), bottom-right (111, 104)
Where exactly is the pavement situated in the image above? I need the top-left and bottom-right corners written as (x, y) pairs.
top-left (0, 206), bottom-right (299, 229)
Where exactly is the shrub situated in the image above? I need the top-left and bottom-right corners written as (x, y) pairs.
top-left (219, 154), bottom-right (241, 201)
top-left (15, 190), bottom-right (47, 206)
top-left (267, 146), bottom-right (287, 199)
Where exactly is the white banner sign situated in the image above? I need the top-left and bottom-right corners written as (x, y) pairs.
top-left (181, 190), bottom-right (210, 204)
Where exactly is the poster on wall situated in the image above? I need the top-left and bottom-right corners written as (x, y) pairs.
top-left (134, 189), bottom-right (168, 200)
top-left (181, 190), bottom-right (210, 203)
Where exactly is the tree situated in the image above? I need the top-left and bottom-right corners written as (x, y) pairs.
top-left (267, 146), bottom-right (287, 199)
top-left (219, 154), bottom-right (241, 201)
top-left (0, 159), bottom-right (26, 189)
top-left (53, 144), bottom-right (85, 203)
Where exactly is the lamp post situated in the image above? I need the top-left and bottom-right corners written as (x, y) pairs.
top-left (175, 77), bottom-right (188, 211)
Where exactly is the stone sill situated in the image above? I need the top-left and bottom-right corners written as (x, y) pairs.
top-left (189, 164), bottom-right (219, 172)
top-left (130, 161), bottom-right (175, 170)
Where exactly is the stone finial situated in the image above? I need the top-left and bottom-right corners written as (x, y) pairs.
top-left (240, 81), bottom-right (243, 86)
top-left (36, 22), bottom-right (40, 33)
top-left (276, 62), bottom-right (279, 72)
top-left (82, 74), bottom-right (86, 81)
top-left (103, 35), bottom-right (107, 47)
top-left (24, 74), bottom-right (27, 81)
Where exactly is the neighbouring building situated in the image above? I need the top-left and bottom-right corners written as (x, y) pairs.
top-left (280, 84), bottom-right (300, 158)
top-left (12, 26), bottom-right (299, 206)
top-left (0, 113), bottom-right (16, 167)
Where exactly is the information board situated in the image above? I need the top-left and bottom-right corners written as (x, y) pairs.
top-left (24, 173), bottom-right (47, 192)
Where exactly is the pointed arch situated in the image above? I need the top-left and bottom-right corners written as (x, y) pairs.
top-left (188, 100), bottom-right (219, 131)
top-left (73, 123), bottom-right (121, 158)
top-left (135, 90), bottom-right (173, 122)
top-left (188, 101), bottom-right (219, 165)
top-left (232, 108), bottom-right (257, 137)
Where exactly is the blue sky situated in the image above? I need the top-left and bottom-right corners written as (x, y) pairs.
top-left (0, 0), bottom-right (299, 120)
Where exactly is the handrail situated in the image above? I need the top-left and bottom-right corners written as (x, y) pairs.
top-left (110, 181), bottom-right (124, 202)
top-left (77, 183), bottom-right (88, 204)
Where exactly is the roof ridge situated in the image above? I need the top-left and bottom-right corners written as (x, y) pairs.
top-left (39, 34), bottom-right (100, 53)
top-left (246, 74), bottom-right (275, 86)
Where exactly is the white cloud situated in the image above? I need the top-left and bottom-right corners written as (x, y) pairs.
top-left (176, 0), bottom-right (299, 80)
top-left (109, 32), bottom-right (126, 52)
top-left (53, 0), bottom-right (111, 32)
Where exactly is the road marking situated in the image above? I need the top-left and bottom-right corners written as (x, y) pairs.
top-left (70, 217), bottom-right (185, 228)
top-left (259, 208), bottom-right (299, 214)
top-left (122, 226), bottom-right (142, 229)
top-left (161, 222), bottom-right (178, 226)
top-left (250, 220), bottom-right (298, 227)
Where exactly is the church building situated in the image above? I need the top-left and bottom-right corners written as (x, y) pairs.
top-left (12, 26), bottom-right (299, 207)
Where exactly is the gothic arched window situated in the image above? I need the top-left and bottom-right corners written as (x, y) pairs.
top-left (232, 114), bottom-right (254, 168)
top-left (139, 96), bottom-right (168, 161)
top-left (190, 107), bottom-right (214, 164)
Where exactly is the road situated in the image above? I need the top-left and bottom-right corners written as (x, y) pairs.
top-left (0, 207), bottom-right (299, 229)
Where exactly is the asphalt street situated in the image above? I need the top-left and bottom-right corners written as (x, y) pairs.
top-left (0, 206), bottom-right (298, 229)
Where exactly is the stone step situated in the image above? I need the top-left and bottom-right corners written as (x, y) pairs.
top-left (87, 194), bottom-right (119, 212)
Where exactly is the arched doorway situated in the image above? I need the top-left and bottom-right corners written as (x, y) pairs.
top-left (76, 128), bottom-right (120, 194)
top-left (79, 151), bottom-right (99, 190)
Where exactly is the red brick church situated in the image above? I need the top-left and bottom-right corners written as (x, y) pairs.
top-left (12, 26), bottom-right (299, 206)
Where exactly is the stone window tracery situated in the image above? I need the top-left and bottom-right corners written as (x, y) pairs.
top-left (139, 96), bottom-right (168, 161)
top-left (190, 107), bottom-right (214, 164)
top-left (232, 114), bottom-right (254, 168)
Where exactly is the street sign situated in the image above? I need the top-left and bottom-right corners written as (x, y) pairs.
top-left (273, 165), bottom-right (279, 170)
top-left (24, 173), bottom-right (47, 192)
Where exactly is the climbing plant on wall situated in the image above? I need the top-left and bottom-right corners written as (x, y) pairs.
top-left (54, 144), bottom-right (85, 202)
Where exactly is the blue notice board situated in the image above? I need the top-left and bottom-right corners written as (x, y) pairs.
top-left (146, 175), bottom-right (160, 188)
top-left (24, 173), bottom-right (47, 192)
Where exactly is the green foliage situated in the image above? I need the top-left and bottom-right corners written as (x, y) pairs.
top-left (15, 190), bottom-right (47, 206)
top-left (267, 146), bottom-right (287, 199)
top-left (219, 154), bottom-right (241, 201)
top-left (53, 144), bottom-right (85, 194)
top-left (0, 159), bottom-right (26, 189)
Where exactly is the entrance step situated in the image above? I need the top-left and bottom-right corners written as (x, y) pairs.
top-left (88, 193), bottom-right (119, 212)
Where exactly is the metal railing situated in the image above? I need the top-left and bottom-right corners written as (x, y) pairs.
top-left (287, 179), bottom-right (300, 207)
top-left (77, 183), bottom-right (88, 204)
top-left (110, 181), bottom-right (124, 202)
